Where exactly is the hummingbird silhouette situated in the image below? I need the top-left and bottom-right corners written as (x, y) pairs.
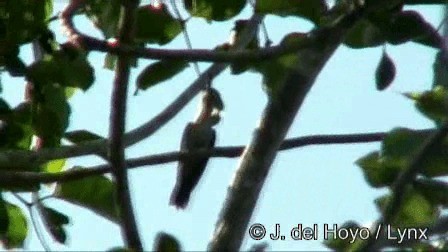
top-left (170, 88), bottom-right (223, 209)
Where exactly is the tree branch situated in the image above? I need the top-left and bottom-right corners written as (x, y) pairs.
top-left (0, 129), bottom-right (411, 186)
top-left (107, 0), bottom-right (142, 250)
top-left (208, 5), bottom-right (364, 251)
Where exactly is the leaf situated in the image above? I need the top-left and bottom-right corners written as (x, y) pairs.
top-left (385, 11), bottom-right (442, 48)
top-left (344, 18), bottom-right (385, 48)
top-left (27, 48), bottom-right (95, 91)
top-left (55, 174), bottom-right (119, 223)
top-left (39, 206), bottom-right (70, 244)
top-left (253, 33), bottom-right (304, 98)
top-left (0, 103), bottom-right (33, 152)
top-left (85, 0), bottom-right (121, 38)
top-left (375, 190), bottom-right (438, 227)
top-left (64, 130), bottom-right (108, 159)
top-left (375, 50), bottom-right (396, 91)
top-left (255, 0), bottom-right (327, 24)
top-left (356, 151), bottom-right (401, 188)
top-left (381, 127), bottom-right (448, 177)
top-left (184, 0), bottom-right (247, 21)
top-left (404, 86), bottom-right (448, 124)
top-left (153, 232), bottom-right (181, 252)
top-left (42, 159), bottom-right (66, 173)
top-left (135, 4), bottom-right (183, 45)
top-left (33, 84), bottom-right (71, 147)
top-left (415, 178), bottom-right (448, 207)
top-left (65, 130), bottom-right (105, 144)
top-left (3, 0), bottom-right (48, 44)
top-left (137, 60), bottom-right (189, 90)
top-left (104, 53), bottom-right (118, 70)
top-left (1, 202), bottom-right (28, 249)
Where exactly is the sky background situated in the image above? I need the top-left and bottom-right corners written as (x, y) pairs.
top-left (1, 1), bottom-right (445, 251)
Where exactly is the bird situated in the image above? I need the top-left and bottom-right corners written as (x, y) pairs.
top-left (169, 87), bottom-right (223, 209)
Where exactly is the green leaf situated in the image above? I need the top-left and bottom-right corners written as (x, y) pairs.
top-left (356, 151), bottom-right (401, 188)
top-left (27, 48), bottom-right (95, 90)
top-left (137, 60), bottom-right (189, 90)
top-left (344, 18), bottom-right (385, 48)
top-left (255, 0), bottom-right (327, 24)
top-left (85, 0), bottom-right (121, 38)
top-left (64, 130), bottom-right (108, 159)
top-left (65, 130), bottom-right (105, 144)
top-left (0, 103), bottom-right (33, 160)
top-left (153, 232), bottom-right (182, 252)
top-left (404, 86), bottom-right (448, 124)
top-left (33, 84), bottom-right (71, 147)
top-left (3, 0), bottom-right (48, 45)
top-left (1, 202), bottom-right (28, 249)
top-left (39, 206), bottom-right (69, 244)
top-left (104, 53), bottom-right (118, 71)
top-left (44, 0), bottom-right (53, 21)
top-left (375, 50), bottom-right (396, 91)
top-left (135, 4), bottom-right (183, 45)
top-left (42, 159), bottom-right (66, 173)
top-left (64, 87), bottom-right (78, 99)
top-left (415, 178), bottom-right (448, 207)
top-left (376, 190), bottom-right (438, 227)
top-left (185, 0), bottom-right (247, 21)
top-left (55, 174), bottom-right (119, 223)
top-left (253, 33), bottom-right (304, 98)
top-left (385, 11), bottom-right (442, 48)
top-left (382, 127), bottom-right (448, 177)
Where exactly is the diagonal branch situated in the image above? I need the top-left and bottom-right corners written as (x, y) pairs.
top-left (208, 6), bottom-right (364, 251)
top-left (107, 0), bottom-right (142, 250)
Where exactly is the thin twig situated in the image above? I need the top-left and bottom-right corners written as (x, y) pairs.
top-left (169, 0), bottom-right (201, 77)
top-left (107, 0), bottom-right (142, 250)
top-left (11, 193), bottom-right (51, 251)
top-left (248, 0), bottom-right (272, 47)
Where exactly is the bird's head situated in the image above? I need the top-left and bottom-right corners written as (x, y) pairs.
top-left (196, 88), bottom-right (224, 125)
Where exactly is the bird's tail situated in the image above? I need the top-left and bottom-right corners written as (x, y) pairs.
top-left (169, 183), bottom-right (192, 209)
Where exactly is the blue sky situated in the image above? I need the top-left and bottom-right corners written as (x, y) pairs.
top-left (2, 1), bottom-right (444, 251)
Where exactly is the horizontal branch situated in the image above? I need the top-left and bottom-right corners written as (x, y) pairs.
top-left (82, 36), bottom-right (312, 62)
top-left (0, 130), bottom-right (431, 187)
top-left (59, 2), bottom-right (309, 63)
